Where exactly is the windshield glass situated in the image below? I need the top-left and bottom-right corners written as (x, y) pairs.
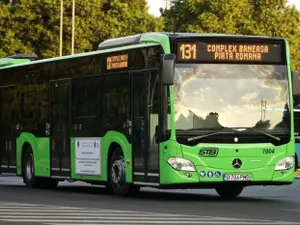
top-left (174, 64), bottom-right (290, 134)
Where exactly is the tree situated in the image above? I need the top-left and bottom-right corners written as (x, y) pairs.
top-left (0, 0), bottom-right (164, 59)
top-left (162, 0), bottom-right (300, 72)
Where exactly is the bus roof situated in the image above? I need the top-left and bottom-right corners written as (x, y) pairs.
top-left (0, 32), bottom-right (286, 70)
top-left (0, 58), bottom-right (31, 68)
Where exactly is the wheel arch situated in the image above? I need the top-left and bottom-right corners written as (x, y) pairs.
top-left (17, 132), bottom-right (50, 177)
top-left (103, 131), bottom-right (132, 183)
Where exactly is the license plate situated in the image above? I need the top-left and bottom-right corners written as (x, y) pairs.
top-left (223, 174), bottom-right (251, 181)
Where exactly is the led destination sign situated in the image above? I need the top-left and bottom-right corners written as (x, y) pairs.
top-left (107, 54), bottom-right (128, 70)
top-left (176, 41), bottom-right (283, 63)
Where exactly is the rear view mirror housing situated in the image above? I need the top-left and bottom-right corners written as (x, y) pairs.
top-left (292, 70), bottom-right (300, 95)
top-left (160, 54), bottom-right (176, 85)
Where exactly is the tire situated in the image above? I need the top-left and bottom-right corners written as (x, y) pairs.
top-left (22, 146), bottom-right (39, 188)
top-left (22, 146), bottom-right (59, 189)
top-left (215, 184), bottom-right (244, 200)
top-left (108, 147), bottom-right (139, 196)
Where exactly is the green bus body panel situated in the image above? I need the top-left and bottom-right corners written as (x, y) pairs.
top-left (16, 133), bottom-right (50, 177)
top-left (183, 143), bottom-right (290, 168)
top-left (16, 132), bottom-right (132, 182)
top-left (0, 58), bottom-right (30, 68)
top-left (70, 132), bottom-right (132, 182)
top-left (159, 161), bottom-right (294, 184)
top-left (285, 39), bottom-right (296, 157)
top-left (159, 142), bottom-right (294, 184)
top-left (140, 33), bottom-right (171, 54)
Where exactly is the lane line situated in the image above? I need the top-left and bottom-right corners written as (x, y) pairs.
top-left (0, 201), bottom-right (298, 225)
top-left (281, 208), bottom-right (300, 212)
top-left (2, 219), bottom-right (299, 224)
top-left (0, 212), bottom-right (203, 217)
top-left (0, 216), bottom-right (210, 220)
top-left (0, 209), bottom-right (147, 213)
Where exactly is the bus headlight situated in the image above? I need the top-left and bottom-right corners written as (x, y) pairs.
top-left (167, 157), bottom-right (196, 172)
top-left (275, 156), bottom-right (294, 171)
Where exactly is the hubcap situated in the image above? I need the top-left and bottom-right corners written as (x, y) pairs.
top-left (111, 156), bottom-right (125, 186)
top-left (26, 153), bottom-right (33, 180)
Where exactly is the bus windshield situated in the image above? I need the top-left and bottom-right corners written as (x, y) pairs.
top-left (173, 63), bottom-right (290, 134)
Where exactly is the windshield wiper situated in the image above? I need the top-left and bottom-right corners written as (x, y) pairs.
top-left (187, 131), bottom-right (234, 142)
top-left (248, 128), bottom-right (281, 141)
top-left (225, 126), bottom-right (281, 141)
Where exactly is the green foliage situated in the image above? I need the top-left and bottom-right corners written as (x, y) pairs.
top-left (162, 0), bottom-right (300, 72)
top-left (1, 0), bottom-right (299, 73)
top-left (0, 0), bottom-right (163, 58)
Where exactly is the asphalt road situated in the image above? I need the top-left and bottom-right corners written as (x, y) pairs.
top-left (0, 176), bottom-right (300, 225)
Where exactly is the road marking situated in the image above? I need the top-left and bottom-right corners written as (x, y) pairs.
top-left (44, 224), bottom-right (299, 225)
top-left (1, 220), bottom-right (297, 224)
top-left (0, 201), bottom-right (298, 225)
top-left (281, 208), bottom-right (300, 212)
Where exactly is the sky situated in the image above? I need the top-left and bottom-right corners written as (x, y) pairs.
top-left (147, 0), bottom-right (300, 17)
top-left (173, 64), bottom-right (287, 129)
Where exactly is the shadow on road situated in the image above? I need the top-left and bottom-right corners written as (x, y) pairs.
top-left (0, 183), bottom-right (281, 204)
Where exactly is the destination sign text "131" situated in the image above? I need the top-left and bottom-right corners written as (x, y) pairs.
top-left (177, 41), bottom-right (282, 63)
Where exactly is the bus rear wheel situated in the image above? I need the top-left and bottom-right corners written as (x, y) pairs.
top-left (215, 184), bottom-right (244, 199)
top-left (22, 146), bottom-right (59, 189)
top-left (109, 147), bottom-right (138, 196)
top-left (22, 146), bottom-right (39, 188)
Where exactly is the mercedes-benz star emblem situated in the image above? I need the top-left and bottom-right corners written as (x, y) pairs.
top-left (232, 158), bottom-right (242, 169)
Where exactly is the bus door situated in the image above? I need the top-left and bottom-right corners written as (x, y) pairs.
top-left (132, 72), bottom-right (159, 185)
top-left (0, 86), bottom-right (17, 174)
top-left (50, 80), bottom-right (71, 178)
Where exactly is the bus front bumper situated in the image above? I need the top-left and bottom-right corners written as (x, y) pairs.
top-left (159, 159), bottom-right (294, 187)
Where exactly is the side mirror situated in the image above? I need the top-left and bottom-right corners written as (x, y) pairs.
top-left (160, 54), bottom-right (176, 85)
top-left (292, 70), bottom-right (300, 95)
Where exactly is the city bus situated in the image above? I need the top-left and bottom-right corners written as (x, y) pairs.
top-left (0, 32), bottom-right (297, 199)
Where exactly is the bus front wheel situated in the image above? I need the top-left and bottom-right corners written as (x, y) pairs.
top-left (109, 147), bottom-right (138, 196)
top-left (215, 184), bottom-right (244, 199)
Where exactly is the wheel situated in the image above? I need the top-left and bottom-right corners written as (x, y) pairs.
top-left (215, 184), bottom-right (244, 199)
top-left (22, 146), bottom-right (39, 188)
top-left (108, 147), bottom-right (139, 196)
top-left (22, 146), bottom-right (59, 189)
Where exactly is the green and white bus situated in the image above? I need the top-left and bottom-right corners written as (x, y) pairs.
top-left (0, 32), bottom-right (297, 199)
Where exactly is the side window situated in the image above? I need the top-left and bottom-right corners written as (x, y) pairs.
top-left (103, 73), bottom-right (131, 132)
top-left (148, 70), bottom-right (171, 138)
top-left (20, 87), bottom-right (37, 119)
top-left (71, 76), bottom-right (102, 136)
top-left (149, 71), bottom-right (159, 141)
top-left (72, 77), bottom-right (101, 118)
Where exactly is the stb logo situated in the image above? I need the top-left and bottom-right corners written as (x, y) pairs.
top-left (199, 148), bottom-right (219, 157)
top-left (232, 158), bottom-right (242, 169)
